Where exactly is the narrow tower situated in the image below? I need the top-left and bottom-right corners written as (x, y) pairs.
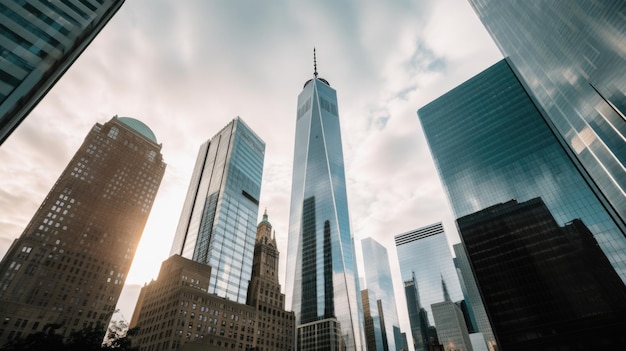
top-left (285, 50), bottom-right (364, 350)
top-left (169, 117), bottom-right (265, 303)
top-left (247, 210), bottom-right (296, 350)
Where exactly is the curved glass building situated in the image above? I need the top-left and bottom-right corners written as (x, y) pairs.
top-left (285, 57), bottom-right (364, 350)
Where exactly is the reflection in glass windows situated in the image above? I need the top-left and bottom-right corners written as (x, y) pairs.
top-left (286, 71), bottom-right (363, 350)
top-left (418, 58), bottom-right (626, 351)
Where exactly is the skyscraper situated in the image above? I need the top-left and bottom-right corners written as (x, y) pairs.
top-left (403, 276), bottom-right (435, 351)
top-left (361, 237), bottom-right (403, 351)
top-left (430, 301), bottom-right (472, 351)
top-left (394, 223), bottom-right (464, 349)
top-left (452, 244), bottom-right (495, 351)
top-left (246, 210), bottom-right (296, 350)
top-left (0, 116), bottom-right (165, 345)
top-left (170, 117), bottom-right (265, 304)
top-left (467, 0), bottom-right (626, 229)
top-left (459, 198), bottom-right (626, 350)
top-left (0, 0), bottom-right (126, 145)
top-left (285, 51), bottom-right (363, 350)
top-left (361, 289), bottom-right (379, 351)
top-left (418, 58), bottom-right (626, 350)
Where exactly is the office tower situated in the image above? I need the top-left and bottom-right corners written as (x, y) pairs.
top-left (246, 210), bottom-right (295, 350)
top-left (468, 0), bottom-right (626, 229)
top-left (170, 117), bottom-right (265, 304)
top-left (361, 289), bottom-right (378, 351)
top-left (431, 301), bottom-right (472, 351)
top-left (452, 244), bottom-right (495, 351)
top-left (285, 51), bottom-right (363, 350)
top-left (0, 116), bottom-right (165, 345)
top-left (130, 255), bottom-right (258, 351)
top-left (458, 198), bottom-right (626, 350)
top-left (394, 223), bottom-right (464, 349)
top-left (403, 275), bottom-right (435, 351)
top-left (418, 59), bottom-right (626, 350)
top-left (0, 0), bottom-right (125, 145)
top-left (468, 334), bottom-right (489, 351)
top-left (399, 333), bottom-right (409, 351)
top-left (361, 237), bottom-right (402, 351)
top-left (132, 211), bottom-right (295, 351)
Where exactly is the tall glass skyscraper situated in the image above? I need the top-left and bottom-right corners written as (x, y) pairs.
top-left (285, 54), bottom-right (363, 350)
top-left (467, 0), bottom-right (626, 230)
top-left (0, 116), bottom-right (165, 345)
top-left (418, 59), bottom-right (626, 350)
top-left (394, 222), bottom-right (464, 351)
top-left (361, 237), bottom-right (403, 351)
top-left (170, 117), bottom-right (265, 304)
top-left (0, 0), bottom-right (125, 144)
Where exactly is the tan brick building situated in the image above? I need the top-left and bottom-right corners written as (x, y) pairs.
top-left (131, 211), bottom-right (294, 351)
top-left (0, 116), bottom-right (165, 345)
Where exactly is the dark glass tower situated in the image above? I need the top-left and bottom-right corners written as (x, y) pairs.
top-left (418, 59), bottom-right (626, 350)
top-left (170, 117), bottom-right (265, 304)
top-left (0, 0), bottom-right (126, 144)
top-left (285, 52), bottom-right (363, 350)
top-left (467, 0), bottom-right (626, 230)
top-left (0, 116), bottom-right (165, 346)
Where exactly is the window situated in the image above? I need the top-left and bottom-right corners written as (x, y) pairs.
top-left (107, 127), bottom-right (119, 139)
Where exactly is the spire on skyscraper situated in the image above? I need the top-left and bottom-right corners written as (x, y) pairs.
top-left (314, 47), bottom-right (318, 77)
top-left (442, 273), bottom-right (451, 302)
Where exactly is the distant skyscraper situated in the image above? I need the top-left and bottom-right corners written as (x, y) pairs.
top-left (394, 223), bottom-right (464, 347)
top-left (418, 59), bottom-right (626, 350)
top-left (0, 116), bottom-right (165, 345)
top-left (361, 289), bottom-right (379, 351)
top-left (431, 300), bottom-right (472, 351)
top-left (452, 244), bottom-right (495, 351)
top-left (403, 275), bottom-right (439, 351)
top-left (361, 237), bottom-right (403, 351)
top-left (0, 0), bottom-right (126, 145)
top-left (170, 117), bottom-right (265, 304)
top-left (468, 0), bottom-right (626, 229)
top-left (285, 51), bottom-right (363, 350)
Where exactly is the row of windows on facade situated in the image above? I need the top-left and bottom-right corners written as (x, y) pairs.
top-left (0, 0), bottom-right (96, 84)
top-left (106, 127), bottom-right (159, 162)
top-left (0, 310), bottom-right (112, 340)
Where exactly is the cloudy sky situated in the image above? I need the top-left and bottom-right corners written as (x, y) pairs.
top-left (0, 0), bottom-right (501, 340)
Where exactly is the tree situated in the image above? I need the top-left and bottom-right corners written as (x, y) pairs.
top-left (2, 321), bottom-right (139, 351)
top-left (1, 324), bottom-right (64, 351)
top-left (103, 320), bottom-right (139, 351)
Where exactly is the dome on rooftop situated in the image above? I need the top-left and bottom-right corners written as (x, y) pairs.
top-left (118, 117), bottom-right (158, 143)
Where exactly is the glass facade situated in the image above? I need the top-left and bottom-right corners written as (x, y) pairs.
top-left (468, 0), bottom-right (626, 230)
top-left (394, 222), bottom-right (464, 351)
top-left (430, 301), bottom-right (472, 351)
top-left (285, 74), bottom-right (363, 350)
top-left (361, 237), bottom-right (403, 351)
top-left (170, 117), bottom-right (265, 304)
top-left (0, 0), bottom-right (125, 144)
top-left (418, 59), bottom-right (626, 350)
top-left (452, 244), bottom-right (496, 351)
